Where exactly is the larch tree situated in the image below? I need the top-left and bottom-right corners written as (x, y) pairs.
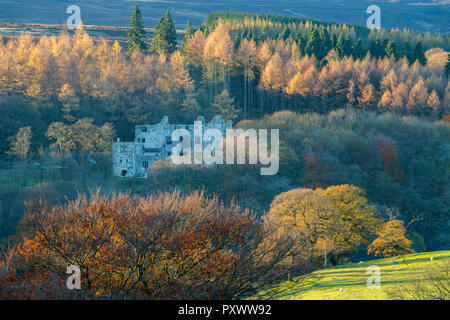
top-left (183, 30), bottom-right (206, 68)
top-left (261, 52), bottom-right (284, 92)
top-left (426, 89), bottom-right (441, 117)
top-left (203, 23), bottom-right (234, 93)
top-left (357, 83), bottom-right (377, 110)
top-left (58, 83), bottom-right (80, 122)
top-left (407, 78), bottom-right (428, 114)
top-left (445, 53), bottom-right (450, 77)
top-left (236, 39), bottom-right (257, 117)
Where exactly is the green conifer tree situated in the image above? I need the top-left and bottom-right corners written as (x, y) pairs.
top-left (336, 33), bottom-right (345, 59)
top-left (385, 41), bottom-right (396, 58)
top-left (181, 20), bottom-right (193, 55)
top-left (319, 27), bottom-right (331, 53)
top-left (353, 38), bottom-right (365, 59)
top-left (402, 42), bottom-right (412, 62)
top-left (413, 41), bottom-right (427, 65)
top-left (150, 9), bottom-right (177, 55)
top-left (277, 26), bottom-right (291, 42)
top-left (305, 28), bottom-right (323, 60)
top-left (127, 5), bottom-right (147, 55)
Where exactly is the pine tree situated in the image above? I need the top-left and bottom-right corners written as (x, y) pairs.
top-left (344, 34), bottom-right (353, 57)
top-left (258, 26), bottom-right (267, 42)
top-left (150, 10), bottom-right (177, 55)
top-left (181, 88), bottom-right (200, 112)
top-left (385, 41), bottom-right (396, 58)
top-left (319, 27), bottom-right (331, 54)
top-left (305, 28), bottom-right (322, 60)
top-left (295, 31), bottom-right (305, 54)
top-left (330, 33), bottom-right (337, 50)
top-left (336, 33), bottom-right (345, 59)
top-left (370, 39), bottom-right (382, 58)
top-left (211, 89), bottom-right (239, 120)
top-left (127, 5), bottom-right (147, 55)
top-left (164, 9), bottom-right (177, 52)
top-left (181, 21), bottom-right (193, 55)
top-left (353, 39), bottom-right (365, 59)
top-left (401, 42), bottom-right (412, 63)
top-left (277, 26), bottom-right (291, 42)
top-left (413, 41), bottom-right (427, 65)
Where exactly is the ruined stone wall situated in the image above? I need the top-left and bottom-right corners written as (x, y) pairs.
top-left (113, 116), bottom-right (232, 178)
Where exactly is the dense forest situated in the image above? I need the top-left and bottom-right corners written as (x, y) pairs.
top-left (0, 8), bottom-right (449, 299)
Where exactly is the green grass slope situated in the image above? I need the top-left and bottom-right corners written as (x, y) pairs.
top-left (254, 251), bottom-right (450, 300)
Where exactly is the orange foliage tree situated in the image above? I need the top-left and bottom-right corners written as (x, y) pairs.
top-left (368, 219), bottom-right (414, 257)
top-left (0, 191), bottom-right (294, 300)
top-left (374, 137), bottom-right (405, 183)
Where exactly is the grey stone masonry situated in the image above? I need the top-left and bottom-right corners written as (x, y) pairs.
top-left (113, 116), bottom-right (232, 178)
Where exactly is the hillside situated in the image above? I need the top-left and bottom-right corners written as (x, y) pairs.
top-left (0, 0), bottom-right (448, 33)
top-left (253, 251), bottom-right (450, 300)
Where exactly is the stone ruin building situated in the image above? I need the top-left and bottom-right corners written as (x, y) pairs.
top-left (113, 116), bottom-right (232, 178)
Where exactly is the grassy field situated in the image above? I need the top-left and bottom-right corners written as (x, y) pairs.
top-left (0, 175), bottom-right (43, 193)
top-left (253, 251), bottom-right (450, 300)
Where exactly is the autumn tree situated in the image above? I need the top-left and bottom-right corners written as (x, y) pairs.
top-left (357, 83), bottom-right (377, 110)
top-left (3, 191), bottom-right (295, 299)
top-left (266, 188), bottom-right (339, 269)
top-left (374, 137), bottom-right (405, 183)
top-left (445, 53), bottom-right (450, 77)
top-left (236, 39), bottom-right (257, 116)
top-left (7, 126), bottom-right (32, 159)
top-left (426, 89), bottom-right (441, 117)
top-left (58, 83), bottom-right (80, 122)
top-left (183, 30), bottom-right (206, 68)
top-left (45, 122), bottom-right (76, 154)
top-left (203, 24), bottom-right (234, 93)
top-left (317, 185), bottom-right (381, 263)
top-left (368, 219), bottom-right (414, 257)
top-left (46, 119), bottom-right (114, 156)
top-left (407, 78), bottom-right (428, 114)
